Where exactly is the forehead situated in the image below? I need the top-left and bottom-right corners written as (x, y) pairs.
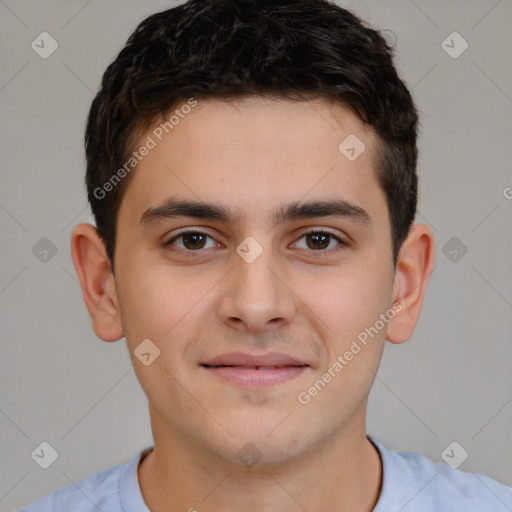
top-left (117, 97), bottom-right (386, 231)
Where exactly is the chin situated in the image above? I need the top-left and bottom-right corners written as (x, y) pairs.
top-left (210, 418), bottom-right (310, 469)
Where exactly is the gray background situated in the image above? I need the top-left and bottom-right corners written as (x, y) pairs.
top-left (1, 0), bottom-right (511, 509)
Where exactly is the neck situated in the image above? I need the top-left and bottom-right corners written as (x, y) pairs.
top-left (138, 406), bottom-right (382, 512)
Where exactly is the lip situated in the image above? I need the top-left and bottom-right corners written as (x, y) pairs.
top-left (202, 351), bottom-right (308, 367)
top-left (201, 352), bottom-right (310, 388)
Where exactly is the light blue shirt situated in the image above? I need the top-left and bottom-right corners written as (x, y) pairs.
top-left (18, 435), bottom-right (512, 511)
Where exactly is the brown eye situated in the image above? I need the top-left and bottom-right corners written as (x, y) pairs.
top-left (181, 232), bottom-right (207, 250)
top-left (294, 229), bottom-right (347, 254)
top-left (305, 232), bottom-right (330, 250)
top-left (165, 231), bottom-right (216, 251)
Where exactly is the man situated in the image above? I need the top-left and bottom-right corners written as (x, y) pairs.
top-left (20, 0), bottom-right (512, 510)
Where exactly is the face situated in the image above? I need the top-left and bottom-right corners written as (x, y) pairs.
top-left (112, 97), bottom-right (397, 467)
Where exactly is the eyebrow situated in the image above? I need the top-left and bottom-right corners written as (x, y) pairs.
top-left (139, 197), bottom-right (371, 229)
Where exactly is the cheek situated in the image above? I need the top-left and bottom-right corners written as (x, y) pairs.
top-left (117, 262), bottom-right (225, 373)
top-left (116, 263), bottom-right (194, 343)
top-left (296, 271), bottom-right (389, 412)
top-left (118, 269), bottom-right (205, 405)
top-left (294, 264), bottom-right (392, 342)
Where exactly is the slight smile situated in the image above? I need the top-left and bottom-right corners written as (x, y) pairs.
top-left (200, 352), bottom-right (311, 388)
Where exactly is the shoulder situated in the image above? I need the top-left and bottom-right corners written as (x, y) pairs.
top-left (370, 436), bottom-right (512, 511)
top-left (18, 449), bottom-right (147, 512)
top-left (18, 464), bottom-right (125, 512)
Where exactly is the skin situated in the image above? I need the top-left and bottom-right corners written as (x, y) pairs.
top-left (71, 97), bottom-right (435, 512)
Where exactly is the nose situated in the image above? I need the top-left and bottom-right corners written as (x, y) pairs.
top-left (217, 242), bottom-right (296, 335)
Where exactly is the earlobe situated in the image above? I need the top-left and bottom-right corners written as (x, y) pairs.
top-left (70, 223), bottom-right (124, 342)
top-left (386, 223), bottom-right (435, 344)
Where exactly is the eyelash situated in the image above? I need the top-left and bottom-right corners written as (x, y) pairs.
top-left (164, 228), bottom-right (348, 256)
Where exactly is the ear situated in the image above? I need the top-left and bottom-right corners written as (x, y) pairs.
top-left (70, 223), bottom-right (124, 342)
top-left (386, 223), bottom-right (435, 344)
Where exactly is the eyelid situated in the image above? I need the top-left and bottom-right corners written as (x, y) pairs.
top-left (299, 227), bottom-right (346, 241)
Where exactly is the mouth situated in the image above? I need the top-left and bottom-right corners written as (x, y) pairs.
top-left (202, 365), bottom-right (305, 370)
top-left (200, 365), bottom-right (309, 387)
top-left (200, 352), bottom-right (310, 387)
